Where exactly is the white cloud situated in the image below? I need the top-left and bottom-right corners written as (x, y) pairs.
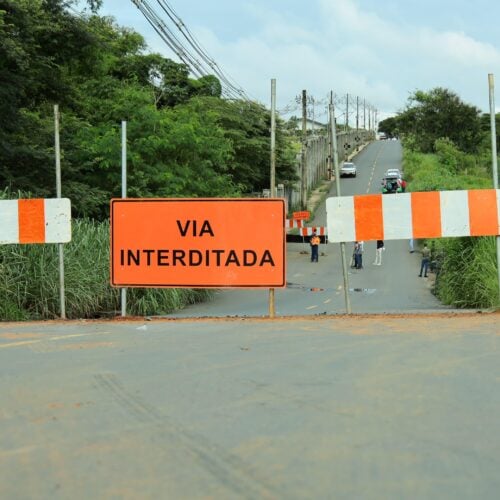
top-left (127, 0), bottom-right (500, 115)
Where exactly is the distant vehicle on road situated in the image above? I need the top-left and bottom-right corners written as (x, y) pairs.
top-left (378, 132), bottom-right (387, 140)
top-left (382, 170), bottom-right (403, 194)
top-left (340, 162), bottom-right (357, 177)
top-left (384, 168), bottom-right (402, 179)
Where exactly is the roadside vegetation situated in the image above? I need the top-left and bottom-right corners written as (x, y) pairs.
top-left (0, 216), bottom-right (213, 320)
top-left (0, 1), bottom-right (300, 320)
top-left (379, 88), bottom-right (500, 309)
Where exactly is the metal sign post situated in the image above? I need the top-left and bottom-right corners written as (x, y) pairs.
top-left (488, 74), bottom-right (500, 300)
top-left (269, 79), bottom-right (277, 318)
top-left (329, 93), bottom-right (351, 314)
top-left (54, 105), bottom-right (66, 319)
top-left (121, 121), bottom-right (127, 317)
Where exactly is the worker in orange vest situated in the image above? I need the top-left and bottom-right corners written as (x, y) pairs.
top-left (310, 230), bottom-right (320, 262)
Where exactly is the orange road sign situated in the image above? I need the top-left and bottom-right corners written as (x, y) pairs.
top-left (110, 198), bottom-right (286, 288)
top-left (293, 210), bottom-right (310, 220)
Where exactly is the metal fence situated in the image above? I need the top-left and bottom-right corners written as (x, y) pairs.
top-left (282, 130), bottom-right (374, 212)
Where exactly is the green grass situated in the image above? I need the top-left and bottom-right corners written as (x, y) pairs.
top-left (432, 237), bottom-right (499, 308)
top-left (403, 147), bottom-right (499, 309)
top-left (0, 219), bottom-right (213, 320)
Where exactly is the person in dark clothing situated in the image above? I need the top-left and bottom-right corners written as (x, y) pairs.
top-left (419, 243), bottom-right (431, 277)
top-left (353, 241), bottom-right (363, 269)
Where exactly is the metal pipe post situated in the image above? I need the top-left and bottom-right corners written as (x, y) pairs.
top-left (54, 105), bottom-right (66, 319)
top-left (330, 94), bottom-right (351, 314)
top-left (269, 79), bottom-right (277, 318)
top-left (121, 121), bottom-right (127, 317)
top-left (488, 74), bottom-right (500, 300)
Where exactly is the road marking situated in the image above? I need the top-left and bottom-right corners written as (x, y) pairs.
top-left (366, 142), bottom-right (384, 193)
top-left (0, 331), bottom-right (112, 349)
top-left (306, 305), bottom-right (319, 310)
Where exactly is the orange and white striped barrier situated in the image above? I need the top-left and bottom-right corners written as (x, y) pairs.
top-left (326, 189), bottom-right (500, 242)
top-left (0, 198), bottom-right (71, 244)
top-left (286, 219), bottom-right (305, 229)
top-left (299, 227), bottom-right (327, 237)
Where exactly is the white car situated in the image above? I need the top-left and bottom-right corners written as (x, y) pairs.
top-left (340, 162), bottom-right (357, 177)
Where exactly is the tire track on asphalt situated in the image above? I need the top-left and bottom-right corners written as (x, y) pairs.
top-left (94, 373), bottom-right (284, 500)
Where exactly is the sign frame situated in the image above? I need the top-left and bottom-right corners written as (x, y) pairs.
top-left (110, 198), bottom-right (286, 289)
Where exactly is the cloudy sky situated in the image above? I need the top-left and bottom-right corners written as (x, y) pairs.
top-left (78, 0), bottom-right (500, 122)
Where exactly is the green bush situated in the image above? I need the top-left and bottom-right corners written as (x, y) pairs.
top-left (402, 145), bottom-right (499, 309)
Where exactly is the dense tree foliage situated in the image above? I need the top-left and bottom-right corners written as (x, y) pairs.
top-left (0, 0), bottom-right (297, 219)
top-left (379, 88), bottom-right (483, 154)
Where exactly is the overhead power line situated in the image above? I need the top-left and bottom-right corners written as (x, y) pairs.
top-left (131, 0), bottom-right (252, 101)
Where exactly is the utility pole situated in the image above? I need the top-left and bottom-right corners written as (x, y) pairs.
top-left (329, 92), bottom-right (351, 314)
top-left (488, 74), bottom-right (500, 299)
top-left (363, 99), bottom-right (366, 129)
top-left (311, 96), bottom-right (315, 135)
top-left (345, 93), bottom-right (349, 131)
top-left (328, 96), bottom-right (333, 181)
top-left (301, 89), bottom-right (307, 210)
top-left (356, 96), bottom-right (359, 130)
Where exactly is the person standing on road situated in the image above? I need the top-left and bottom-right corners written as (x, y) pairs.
top-left (373, 240), bottom-right (384, 265)
top-left (353, 241), bottom-right (363, 269)
top-left (419, 243), bottom-right (431, 277)
top-left (310, 230), bottom-right (320, 263)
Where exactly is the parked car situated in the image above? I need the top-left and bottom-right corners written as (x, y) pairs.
top-left (340, 162), bottom-right (357, 177)
top-left (381, 171), bottom-right (405, 194)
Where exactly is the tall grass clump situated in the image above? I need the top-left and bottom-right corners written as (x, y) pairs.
top-left (432, 237), bottom-right (499, 308)
top-left (402, 143), bottom-right (499, 310)
top-left (0, 219), bottom-right (213, 320)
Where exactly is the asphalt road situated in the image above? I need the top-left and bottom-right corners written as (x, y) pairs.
top-left (1, 313), bottom-right (499, 499)
top-left (168, 140), bottom-right (456, 319)
top-left (2, 140), bottom-right (497, 500)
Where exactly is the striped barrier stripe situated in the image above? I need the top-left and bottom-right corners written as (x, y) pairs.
top-left (299, 227), bottom-right (327, 236)
top-left (0, 198), bottom-right (72, 244)
top-left (286, 219), bottom-right (305, 229)
top-left (326, 189), bottom-right (500, 242)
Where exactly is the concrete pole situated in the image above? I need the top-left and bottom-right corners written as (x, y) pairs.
top-left (356, 96), bottom-right (359, 130)
top-left (330, 93), bottom-right (351, 314)
top-left (328, 104), bottom-right (333, 180)
top-left (54, 105), bottom-right (66, 320)
top-left (301, 90), bottom-right (307, 210)
top-left (488, 74), bottom-right (500, 300)
top-left (121, 121), bottom-right (127, 317)
top-left (363, 99), bottom-right (366, 129)
top-left (311, 97), bottom-right (315, 136)
top-left (345, 93), bottom-right (349, 131)
top-left (269, 79), bottom-right (277, 318)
